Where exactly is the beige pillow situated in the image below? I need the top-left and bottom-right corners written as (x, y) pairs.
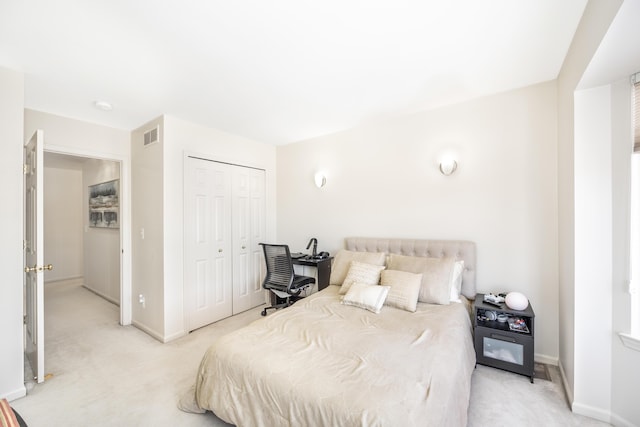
top-left (329, 249), bottom-right (386, 286)
top-left (339, 261), bottom-right (386, 294)
top-left (450, 260), bottom-right (465, 302)
top-left (341, 282), bottom-right (390, 314)
top-left (380, 270), bottom-right (422, 312)
top-left (387, 254), bottom-right (455, 305)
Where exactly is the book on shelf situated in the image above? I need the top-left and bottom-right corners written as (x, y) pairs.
top-left (507, 317), bottom-right (530, 333)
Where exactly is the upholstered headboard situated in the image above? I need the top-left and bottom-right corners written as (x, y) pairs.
top-left (345, 237), bottom-right (477, 299)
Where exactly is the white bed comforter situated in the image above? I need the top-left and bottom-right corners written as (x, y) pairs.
top-left (194, 285), bottom-right (476, 427)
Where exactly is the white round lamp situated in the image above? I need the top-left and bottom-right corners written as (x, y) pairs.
top-left (505, 292), bottom-right (528, 311)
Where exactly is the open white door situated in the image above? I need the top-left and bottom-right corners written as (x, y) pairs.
top-left (24, 130), bottom-right (50, 384)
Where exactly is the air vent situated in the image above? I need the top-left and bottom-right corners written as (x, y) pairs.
top-left (143, 126), bottom-right (159, 146)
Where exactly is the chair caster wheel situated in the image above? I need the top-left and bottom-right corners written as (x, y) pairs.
top-left (261, 309), bottom-right (267, 316)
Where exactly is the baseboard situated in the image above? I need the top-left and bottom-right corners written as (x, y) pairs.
top-left (162, 330), bottom-right (187, 343)
top-left (612, 412), bottom-right (638, 427)
top-left (557, 361), bottom-right (637, 426)
top-left (572, 402), bottom-right (611, 424)
top-left (2, 385), bottom-right (26, 402)
top-left (610, 413), bottom-right (637, 427)
top-left (534, 353), bottom-right (558, 365)
top-left (45, 276), bottom-right (83, 285)
top-left (131, 320), bottom-right (164, 343)
top-left (82, 284), bottom-right (120, 306)
top-left (132, 320), bottom-right (186, 343)
top-left (558, 361), bottom-right (573, 406)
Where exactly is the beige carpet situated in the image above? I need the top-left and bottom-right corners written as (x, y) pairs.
top-left (11, 280), bottom-right (610, 427)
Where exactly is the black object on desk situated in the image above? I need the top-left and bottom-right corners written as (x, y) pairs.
top-left (292, 256), bottom-right (332, 291)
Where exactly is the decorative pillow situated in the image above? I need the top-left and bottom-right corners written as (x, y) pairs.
top-left (329, 249), bottom-right (386, 286)
top-left (380, 269), bottom-right (422, 312)
top-left (450, 260), bottom-right (465, 302)
top-left (339, 261), bottom-right (386, 295)
top-left (342, 282), bottom-right (390, 314)
top-left (387, 254), bottom-right (455, 305)
top-left (0, 399), bottom-right (20, 427)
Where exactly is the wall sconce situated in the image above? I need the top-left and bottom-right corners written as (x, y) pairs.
top-left (439, 157), bottom-right (458, 176)
top-left (314, 172), bottom-right (326, 188)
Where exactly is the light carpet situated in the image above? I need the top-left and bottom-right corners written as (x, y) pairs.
top-left (10, 280), bottom-right (610, 427)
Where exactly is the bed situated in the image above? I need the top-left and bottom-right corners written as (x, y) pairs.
top-left (184, 237), bottom-right (477, 427)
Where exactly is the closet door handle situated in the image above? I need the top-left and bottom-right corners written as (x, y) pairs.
top-left (218, 248), bottom-right (223, 253)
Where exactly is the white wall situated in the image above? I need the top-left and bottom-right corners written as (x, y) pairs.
top-left (610, 78), bottom-right (640, 427)
top-left (25, 110), bottom-right (131, 157)
top-left (573, 86), bottom-right (613, 420)
top-left (83, 159), bottom-right (121, 304)
top-left (572, 78), bottom-right (640, 427)
top-left (131, 117), bottom-right (165, 340)
top-left (0, 67), bottom-right (26, 401)
top-left (555, 0), bottom-right (623, 420)
top-left (43, 165), bottom-right (83, 282)
top-left (277, 81), bottom-right (560, 361)
top-left (131, 115), bottom-right (277, 341)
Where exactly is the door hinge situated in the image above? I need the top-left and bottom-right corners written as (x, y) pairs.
top-left (23, 315), bottom-right (27, 325)
top-left (23, 164), bottom-right (29, 174)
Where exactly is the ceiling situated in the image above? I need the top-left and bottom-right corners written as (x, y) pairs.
top-left (1, 0), bottom-right (589, 145)
top-left (579, 0), bottom-right (640, 89)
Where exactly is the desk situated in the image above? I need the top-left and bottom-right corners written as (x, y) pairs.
top-left (292, 256), bottom-right (332, 292)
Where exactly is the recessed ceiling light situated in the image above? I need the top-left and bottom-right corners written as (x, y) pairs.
top-left (94, 100), bottom-right (113, 111)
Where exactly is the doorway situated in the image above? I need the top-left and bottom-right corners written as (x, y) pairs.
top-left (43, 153), bottom-right (122, 304)
top-left (44, 147), bottom-right (131, 326)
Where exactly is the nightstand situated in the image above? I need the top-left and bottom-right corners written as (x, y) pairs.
top-left (473, 293), bottom-right (535, 382)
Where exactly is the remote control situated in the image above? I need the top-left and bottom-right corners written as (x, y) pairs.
top-left (484, 300), bottom-right (502, 308)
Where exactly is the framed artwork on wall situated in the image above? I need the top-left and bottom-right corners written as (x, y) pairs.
top-left (88, 179), bottom-right (119, 229)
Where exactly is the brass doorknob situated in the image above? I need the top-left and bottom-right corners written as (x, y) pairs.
top-left (24, 264), bottom-right (53, 273)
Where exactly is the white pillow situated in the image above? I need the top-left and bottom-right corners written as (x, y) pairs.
top-left (339, 261), bottom-right (386, 295)
top-left (387, 254), bottom-right (455, 305)
top-left (380, 270), bottom-right (422, 312)
top-left (329, 249), bottom-right (386, 286)
top-left (450, 261), bottom-right (465, 302)
top-left (342, 282), bottom-right (390, 314)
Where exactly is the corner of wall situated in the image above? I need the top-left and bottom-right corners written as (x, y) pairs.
top-left (0, 66), bottom-right (26, 401)
top-left (558, 360), bottom-right (574, 409)
top-left (131, 116), bottom-right (166, 340)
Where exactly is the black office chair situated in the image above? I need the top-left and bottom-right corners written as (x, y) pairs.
top-left (259, 243), bottom-right (315, 316)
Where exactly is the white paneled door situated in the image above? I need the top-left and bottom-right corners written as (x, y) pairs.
top-left (184, 158), bottom-right (233, 331)
top-left (24, 130), bottom-right (47, 383)
top-left (184, 157), bottom-right (265, 332)
top-left (232, 167), bottom-right (266, 313)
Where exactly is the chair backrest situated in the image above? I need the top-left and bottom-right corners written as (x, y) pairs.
top-left (260, 243), bottom-right (294, 291)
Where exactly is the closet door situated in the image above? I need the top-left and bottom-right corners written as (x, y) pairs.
top-left (184, 158), bottom-right (233, 331)
top-left (232, 167), bottom-right (266, 313)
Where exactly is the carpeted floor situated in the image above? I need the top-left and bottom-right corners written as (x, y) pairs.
top-left (10, 280), bottom-right (610, 427)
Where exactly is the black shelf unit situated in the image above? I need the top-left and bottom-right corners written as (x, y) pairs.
top-left (473, 294), bottom-right (536, 383)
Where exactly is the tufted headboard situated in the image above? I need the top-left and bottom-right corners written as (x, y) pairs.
top-left (345, 237), bottom-right (477, 299)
